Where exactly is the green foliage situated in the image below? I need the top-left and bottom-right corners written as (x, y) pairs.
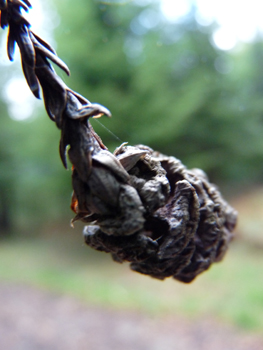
top-left (54, 0), bottom-right (263, 187)
top-left (1, 0), bottom-right (263, 232)
top-left (0, 93), bottom-right (71, 234)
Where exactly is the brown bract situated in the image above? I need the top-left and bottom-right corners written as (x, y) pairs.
top-left (84, 145), bottom-right (237, 282)
top-left (1, 0), bottom-right (237, 282)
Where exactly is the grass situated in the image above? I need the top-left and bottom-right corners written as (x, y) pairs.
top-left (1, 220), bottom-right (263, 333)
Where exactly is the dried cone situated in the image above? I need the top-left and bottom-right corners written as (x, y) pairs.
top-left (82, 145), bottom-right (237, 283)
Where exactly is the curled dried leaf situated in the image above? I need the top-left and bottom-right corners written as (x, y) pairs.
top-left (7, 25), bottom-right (16, 60)
top-left (0, 0), bottom-right (7, 10)
top-left (21, 59), bottom-right (40, 98)
top-left (30, 32), bottom-right (70, 76)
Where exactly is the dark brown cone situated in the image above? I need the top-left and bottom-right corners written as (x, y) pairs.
top-left (82, 145), bottom-right (237, 282)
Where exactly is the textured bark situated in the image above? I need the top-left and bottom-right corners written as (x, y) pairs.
top-left (0, 0), bottom-right (237, 282)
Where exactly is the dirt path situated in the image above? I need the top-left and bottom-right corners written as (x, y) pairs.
top-left (0, 282), bottom-right (262, 350)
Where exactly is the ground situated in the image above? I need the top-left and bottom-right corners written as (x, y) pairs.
top-left (0, 282), bottom-right (263, 350)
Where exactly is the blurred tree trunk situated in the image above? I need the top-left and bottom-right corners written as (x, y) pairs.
top-left (0, 186), bottom-right (12, 238)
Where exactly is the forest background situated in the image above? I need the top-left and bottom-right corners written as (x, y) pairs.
top-left (1, 0), bottom-right (263, 332)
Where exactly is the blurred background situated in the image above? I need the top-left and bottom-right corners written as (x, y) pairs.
top-left (1, 0), bottom-right (263, 344)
